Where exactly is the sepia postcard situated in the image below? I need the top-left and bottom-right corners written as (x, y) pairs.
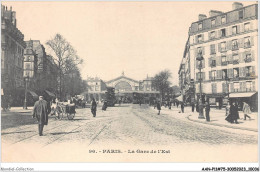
top-left (1, 1), bottom-right (259, 171)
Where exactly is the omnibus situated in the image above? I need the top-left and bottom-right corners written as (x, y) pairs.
top-left (105, 87), bottom-right (116, 106)
top-left (132, 92), bottom-right (144, 104)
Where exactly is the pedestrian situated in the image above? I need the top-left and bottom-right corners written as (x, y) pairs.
top-left (225, 101), bottom-right (230, 116)
top-left (226, 102), bottom-right (239, 124)
top-left (176, 101), bottom-right (179, 108)
top-left (82, 99), bottom-right (86, 108)
top-left (139, 99), bottom-right (142, 106)
top-left (181, 102), bottom-right (184, 113)
top-left (157, 101), bottom-right (161, 115)
top-left (32, 96), bottom-right (49, 136)
top-left (191, 103), bottom-right (195, 112)
top-left (242, 102), bottom-right (251, 120)
top-left (196, 103), bottom-right (199, 112)
top-left (91, 98), bottom-right (97, 117)
top-left (102, 100), bottom-right (108, 111)
top-left (168, 101), bottom-right (171, 110)
top-left (205, 102), bottom-right (210, 122)
top-left (234, 102), bottom-right (240, 123)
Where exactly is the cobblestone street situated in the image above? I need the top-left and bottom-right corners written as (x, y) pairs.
top-left (1, 104), bottom-right (258, 162)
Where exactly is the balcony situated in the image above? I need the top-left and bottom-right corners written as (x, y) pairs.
top-left (221, 61), bottom-right (227, 66)
top-left (233, 60), bottom-right (239, 65)
top-left (232, 46), bottom-right (239, 51)
top-left (245, 57), bottom-right (252, 63)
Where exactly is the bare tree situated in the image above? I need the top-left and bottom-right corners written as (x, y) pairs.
top-left (152, 69), bottom-right (172, 101)
top-left (46, 33), bottom-right (83, 99)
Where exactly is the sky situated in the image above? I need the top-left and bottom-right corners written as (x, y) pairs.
top-left (2, 1), bottom-right (256, 85)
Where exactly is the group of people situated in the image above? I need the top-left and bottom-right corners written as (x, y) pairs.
top-left (89, 98), bottom-right (109, 117)
top-left (225, 101), bottom-right (251, 124)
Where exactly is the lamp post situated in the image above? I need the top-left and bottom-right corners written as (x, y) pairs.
top-left (196, 51), bottom-right (205, 119)
top-left (23, 75), bottom-right (29, 109)
top-left (225, 76), bottom-right (230, 98)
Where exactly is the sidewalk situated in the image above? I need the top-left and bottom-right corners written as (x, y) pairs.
top-left (188, 109), bottom-right (258, 132)
top-left (1, 106), bottom-right (33, 115)
top-left (156, 105), bottom-right (258, 132)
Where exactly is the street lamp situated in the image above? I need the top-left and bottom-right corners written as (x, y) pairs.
top-left (196, 51), bottom-right (205, 119)
top-left (23, 75), bottom-right (29, 109)
top-left (225, 76), bottom-right (230, 98)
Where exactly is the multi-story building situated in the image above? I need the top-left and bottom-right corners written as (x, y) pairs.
top-left (179, 2), bottom-right (258, 111)
top-left (1, 5), bottom-right (26, 106)
top-left (84, 72), bottom-right (160, 103)
top-left (27, 40), bottom-right (57, 98)
top-left (23, 40), bottom-right (38, 104)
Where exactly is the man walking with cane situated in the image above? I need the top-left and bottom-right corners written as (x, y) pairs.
top-left (32, 96), bottom-right (49, 136)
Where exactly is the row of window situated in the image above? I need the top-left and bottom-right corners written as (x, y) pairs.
top-left (211, 81), bottom-right (255, 94)
top-left (197, 66), bottom-right (255, 81)
top-left (196, 51), bottom-right (254, 70)
top-left (196, 22), bottom-right (252, 44)
top-left (198, 10), bottom-right (244, 31)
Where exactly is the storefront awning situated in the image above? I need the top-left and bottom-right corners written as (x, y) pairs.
top-left (28, 91), bottom-right (38, 99)
top-left (229, 92), bottom-right (256, 98)
top-left (45, 90), bottom-right (56, 97)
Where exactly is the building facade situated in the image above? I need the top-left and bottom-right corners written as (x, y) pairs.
top-left (26, 40), bottom-right (58, 98)
top-left (84, 72), bottom-right (160, 103)
top-left (1, 5), bottom-right (26, 106)
top-left (179, 2), bottom-right (258, 111)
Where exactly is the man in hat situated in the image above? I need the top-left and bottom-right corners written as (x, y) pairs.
top-left (32, 96), bottom-right (49, 136)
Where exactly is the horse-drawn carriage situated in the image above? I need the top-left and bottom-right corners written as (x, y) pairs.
top-left (51, 102), bottom-right (76, 120)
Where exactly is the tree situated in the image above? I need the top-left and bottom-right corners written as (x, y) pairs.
top-left (152, 69), bottom-right (172, 101)
top-left (46, 34), bottom-right (83, 99)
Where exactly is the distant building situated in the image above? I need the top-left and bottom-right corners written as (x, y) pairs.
top-left (1, 5), bottom-right (26, 105)
top-left (179, 2), bottom-right (258, 111)
top-left (24, 40), bottom-right (58, 100)
top-left (23, 40), bottom-right (39, 104)
top-left (84, 72), bottom-right (160, 103)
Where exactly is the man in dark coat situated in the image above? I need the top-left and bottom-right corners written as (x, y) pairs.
top-left (226, 102), bottom-right (239, 124)
top-left (102, 100), bottom-right (108, 111)
top-left (157, 101), bottom-right (161, 115)
top-left (181, 102), bottom-right (185, 113)
top-left (91, 98), bottom-right (97, 117)
top-left (205, 102), bottom-right (210, 122)
top-left (191, 103), bottom-right (195, 112)
top-left (168, 101), bottom-right (171, 109)
top-left (32, 96), bottom-right (49, 136)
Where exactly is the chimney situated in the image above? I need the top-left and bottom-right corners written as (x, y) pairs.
top-left (209, 10), bottom-right (223, 17)
top-left (232, 2), bottom-right (243, 10)
top-left (198, 14), bottom-right (207, 21)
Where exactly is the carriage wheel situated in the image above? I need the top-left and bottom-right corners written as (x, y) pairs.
top-left (67, 112), bottom-right (75, 120)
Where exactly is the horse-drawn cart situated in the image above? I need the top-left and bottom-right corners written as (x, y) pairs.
top-left (51, 102), bottom-right (76, 120)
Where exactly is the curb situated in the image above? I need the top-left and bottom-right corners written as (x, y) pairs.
top-left (187, 115), bottom-right (258, 132)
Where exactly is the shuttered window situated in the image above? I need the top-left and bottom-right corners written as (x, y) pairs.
top-left (246, 81), bottom-right (252, 92)
top-left (234, 82), bottom-right (240, 92)
top-left (210, 44), bottom-right (216, 54)
top-left (232, 26), bottom-right (237, 35)
top-left (220, 42), bottom-right (226, 52)
top-left (232, 39), bottom-right (239, 50)
top-left (221, 16), bottom-right (226, 24)
top-left (244, 22), bottom-right (250, 31)
top-left (212, 83), bottom-right (217, 93)
top-left (244, 37), bottom-right (251, 48)
top-left (233, 68), bottom-right (239, 78)
top-left (198, 23), bottom-right (202, 30)
top-left (233, 54), bottom-right (239, 64)
top-left (222, 69), bottom-right (227, 79)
